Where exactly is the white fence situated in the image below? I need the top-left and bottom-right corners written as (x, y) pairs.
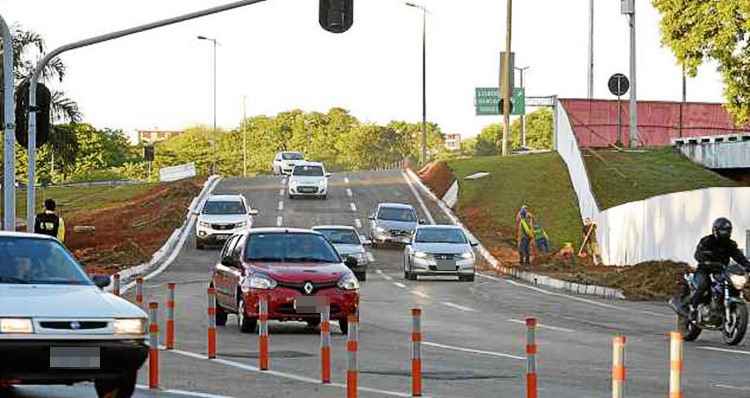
top-left (159, 163), bottom-right (197, 182)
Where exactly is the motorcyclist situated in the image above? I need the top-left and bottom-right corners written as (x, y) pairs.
top-left (673, 218), bottom-right (750, 318)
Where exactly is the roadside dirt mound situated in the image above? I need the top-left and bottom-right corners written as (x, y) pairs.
top-left (66, 178), bottom-right (204, 274)
top-left (418, 161), bottom-right (456, 199)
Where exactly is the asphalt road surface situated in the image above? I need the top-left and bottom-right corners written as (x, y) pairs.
top-left (11, 169), bottom-right (750, 397)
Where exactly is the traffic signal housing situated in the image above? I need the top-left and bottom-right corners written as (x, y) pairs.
top-left (319, 0), bottom-right (353, 34)
top-left (14, 81), bottom-right (51, 149)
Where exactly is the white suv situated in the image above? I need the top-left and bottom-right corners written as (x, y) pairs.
top-left (288, 162), bottom-right (330, 200)
top-left (272, 151), bottom-right (305, 175)
top-left (196, 195), bottom-right (258, 249)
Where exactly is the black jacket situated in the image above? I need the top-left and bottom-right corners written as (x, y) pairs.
top-left (694, 235), bottom-right (750, 270)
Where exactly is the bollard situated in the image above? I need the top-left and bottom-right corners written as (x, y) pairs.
top-left (148, 302), bottom-right (159, 390)
top-left (207, 288), bottom-right (217, 359)
top-left (320, 305), bottom-right (331, 384)
top-left (259, 296), bottom-right (269, 371)
top-left (347, 315), bottom-right (359, 398)
top-left (113, 274), bottom-right (121, 296)
top-left (612, 336), bottom-right (626, 398)
top-left (166, 283), bottom-right (176, 350)
top-left (526, 318), bottom-right (538, 398)
top-left (135, 276), bottom-right (144, 308)
top-left (411, 308), bottom-right (422, 397)
top-left (669, 332), bottom-right (683, 398)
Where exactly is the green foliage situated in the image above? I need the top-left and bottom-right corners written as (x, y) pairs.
top-left (474, 109), bottom-right (553, 156)
top-left (652, 0), bottom-right (750, 124)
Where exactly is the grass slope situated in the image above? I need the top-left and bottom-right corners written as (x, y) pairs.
top-left (12, 184), bottom-right (155, 220)
top-left (448, 153), bottom-right (582, 257)
top-left (584, 148), bottom-right (738, 210)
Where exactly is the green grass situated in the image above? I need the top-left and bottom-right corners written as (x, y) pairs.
top-left (583, 147), bottom-right (738, 210)
top-left (448, 153), bottom-right (583, 251)
top-left (9, 183), bottom-right (155, 220)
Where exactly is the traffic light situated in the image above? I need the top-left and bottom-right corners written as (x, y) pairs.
top-left (14, 80), bottom-right (51, 149)
top-left (144, 145), bottom-right (155, 162)
top-left (319, 0), bottom-right (353, 34)
top-left (498, 99), bottom-right (514, 114)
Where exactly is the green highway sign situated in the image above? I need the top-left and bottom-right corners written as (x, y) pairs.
top-left (475, 87), bottom-right (525, 116)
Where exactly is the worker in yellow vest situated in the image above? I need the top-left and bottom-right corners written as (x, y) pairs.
top-left (516, 205), bottom-right (535, 265)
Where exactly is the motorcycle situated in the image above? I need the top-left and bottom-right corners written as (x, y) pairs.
top-left (671, 262), bottom-right (749, 345)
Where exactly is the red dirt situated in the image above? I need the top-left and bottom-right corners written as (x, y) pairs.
top-left (418, 161), bottom-right (456, 200)
top-left (66, 178), bottom-right (204, 275)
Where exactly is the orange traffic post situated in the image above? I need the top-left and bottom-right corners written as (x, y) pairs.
top-left (148, 302), bottom-right (159, 390)
top-left (320, 305), bottom-right (331, 384)
top-left (113, 274), bottom-right (121, 296)
top-left (411, 308), bottom-right (422, 397)
top-left (135, 276), bottom-right (144, 308)
top-left (612, 335), bottom-right (626, 398)
top-left (259, 296), bottom-right (269, 371)
top-left (207, 287), bottom-right (217, 359)
top-left (166, 283), bottom-right (176, 350)
top-left (525, 318), bottom-right (538, 398)
top-left (347, 315), bottom-right (359, 398)
top-left (669, 332), bottom-right (683, 398)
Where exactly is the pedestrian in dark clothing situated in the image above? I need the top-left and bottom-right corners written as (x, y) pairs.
top-left (34, 199), bottom-right (65, 242)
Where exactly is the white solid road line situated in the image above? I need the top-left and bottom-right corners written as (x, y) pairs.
top-left (422, 341), bottom-right (524, 361)
top-left (401, 171), bottom-right (435, 224)
top-left (698, 346), bottom-right (750, 355)
top-left (347, 188), bottom-right (353, 197)
top-left (350, 203), bottom-right (357, 212)
top-left (507, 318), bottom-right (575, 333)
top-left (354, 218), bottom-right (363, 228)
top-left (715, 384), bottom-right (750, 391)
top-left (136, 385), bottom-right (233, 398)
top-left (366, 252), bottom-right (375, 262)
top-left (276, 216), bottom-right (283, 227)
top-left (411, 290), bottom-right (430, 299)
top-left (441, 302), bottom-right (478, 312)
top-left (393, 282), bottom-right (407, 288)
top-left (278, 201), bottom-right (284, 211)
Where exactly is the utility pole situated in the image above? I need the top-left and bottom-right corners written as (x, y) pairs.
top-left (1, 15), bottom-right (16, 231)
top-left (587, 0), bottom-right (594, 99)
top-left (679, 66), bottom-right (686, 138)
top-left (627, 3), bottom-right (638, 148)
top-left (515, 66), bottom-right (529, 148)
top-left (501, 0), bottom-right (513, 156)
top-left (242, 95), bottom-right (247, 177)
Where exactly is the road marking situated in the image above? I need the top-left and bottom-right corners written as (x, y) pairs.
top-left (276, 216), bottom-right (283, 227)
top-left (375, 269), bottom-right (384, 274)
top-left (715, 384), bottom-right (750, 391)
top-left (393, 282), bottom-right (407, 288)
top-left (350, 203), bottom-right (357, 212)
top-left (279, 188), bottom-right (284, 196)
top-left (366, 252), bottom-right (375, 262)
top-left (136, 385), bottom-right (232, 398)
top-left (698, 346), bottom-right (750, 356)
top-left (346, 188), bottom-right (353, 197)
top-left (441, 302), bottom-right (477, 312)
top-left (278, 201), bottom-right (284, 211)
top-left (411, 290), bottom-right (430, 299)
top-left (507, 318), bottom-right (575, 333)
top-left (382, 275), bottom-right (393, 281)
top-left (401, 171), bottom-right (435, 225)
top-left (422, 341), bottom-right (524, 360)
top-left (163, 351), bottom-right (413, 397)
top-left (354, 218), bottom-right (363, 229)
top-left (344, 177), bottom-right (350, 184)
top-left (281, 177), bottom-right (287, 185)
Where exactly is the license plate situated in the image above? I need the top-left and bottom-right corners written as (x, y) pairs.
top-left (436, 260), bottom-right (457, 271)
top-left (294, 296), bottom-right (327, 314)
top-left (50, 347), bottom-right (100, 369)
top-left (214, 234), bottom-right (230, 240)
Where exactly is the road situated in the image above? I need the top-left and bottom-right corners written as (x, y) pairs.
top-left (9, 169), bottom-right (750, 397)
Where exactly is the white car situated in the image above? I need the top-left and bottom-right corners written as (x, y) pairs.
top-left (0, 232), bottom-right (148, 397)
top-left (272, 151), bottom-right (305, 175)
top-left (312, 226), bottom-right (370, 281)
top-left (196, 194), bottom-right (258, 250)
top-left (288, 162), bottom-right (331, 200)
top-left (404, 225), bottom-right (478, 281)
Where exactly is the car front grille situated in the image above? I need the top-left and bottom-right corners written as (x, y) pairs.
top-left (389, 230), bottom-right (411, 237)
top-left (212, 223), bottom-right (236, 230)
top-left (297, 186), bottom-right (319, 194)
top-left (39, 321), bottom-right (109, 330)
top-left (277, 280), bottom-right (337, 295)
top-left (432, 253), bottom-right (456, 261)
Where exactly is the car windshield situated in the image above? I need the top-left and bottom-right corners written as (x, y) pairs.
top-left (245, 233), bottom-right (340, 263)
top-left (282, 152), bottom-right (304, 160)
top-left (0, 237), bottom-right (93, 285)
top-left (202, 200), bottom-right (246, 215)
top-left (415, 228), bottom-right (468, 244)
top-left (316, 229), bottom-right (360, 245)
top-left (293, 165), bottom-right (324, 177)
top-left (378, 207), bottom-right (416, 222)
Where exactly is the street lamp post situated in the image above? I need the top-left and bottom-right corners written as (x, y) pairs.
top-left (405, 2), bottom-right (428, 166)
top-left (198, 35), bottom-right (219, 175)
top-left (515, 66), bottom-right (529, 148)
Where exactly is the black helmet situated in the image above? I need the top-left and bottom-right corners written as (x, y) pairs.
top-left (44, 198), bottom-right (56, 211)
top-left (712, 217), bottom-right (732, 241)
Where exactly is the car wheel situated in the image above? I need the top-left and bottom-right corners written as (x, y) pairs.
top-left (238, 298), bottom-right (258, 334)
top-left (216, 305), bottom-right (228, 326)
top-left (95, 370), bottom-right (137, 398)
top-left (338, 318), bottom-right (349, 335)
top-left (321, 194), bottom-right (328, 200)
top-left (196, 240), bottom-right (204, 250)
top-left (288, 194), bottom-right (295, 200)
top-left (356, 272), bottom-right (367, 282)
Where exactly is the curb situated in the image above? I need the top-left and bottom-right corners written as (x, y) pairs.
top-left (104, 175), bottom-right (222, 294)
top-left (403, 168), bottom-right (625, 300)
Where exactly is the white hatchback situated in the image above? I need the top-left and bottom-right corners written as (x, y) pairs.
top-left (272, 151), bottom-right (305, 175)
top-left (288, 162), bottom-right (331, 200)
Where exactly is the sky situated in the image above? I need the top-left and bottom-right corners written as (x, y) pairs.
top-left (1, 0), bottom-right (726, 141)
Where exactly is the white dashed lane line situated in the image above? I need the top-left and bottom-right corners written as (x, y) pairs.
top-left (441, 302), bottom-right (477, 312)
top-left (366, 252), bottom-right (375, 262)
top-left (350, 203), bottom-right (357, 212)
top-left (393, 282), bottom-right (407, 289)
top-left (411, 290), bottom-right (430, 299)
top-left (355, 219), bottom-right (363, 229)
top-left (279, 189), bottom-right (284, 196)
top-left (346, 188), bottom-right (353, 197)
top-left (507, 318), bottom-right (575, 333)
top-left (698, 346), bottom-right (750, 356)
top-left (344, 177), bottom-right (350, 184)
top-left (278, 201), bottom-right (284, 211)
top-left (421, 342), bottom-right (524, 361)
top-left (276, 216), bottom-right (283, 227)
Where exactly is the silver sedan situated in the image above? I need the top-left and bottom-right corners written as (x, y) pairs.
top-left (403, 225), bottom-right (478, 282)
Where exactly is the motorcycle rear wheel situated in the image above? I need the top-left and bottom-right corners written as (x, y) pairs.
top-left (722, 302), bottom-right (748, 346)
top-left (677, 314), bottom-right (702, 341)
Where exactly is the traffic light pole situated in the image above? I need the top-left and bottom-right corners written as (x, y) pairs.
top-left (24, 0), bottom-right (268, 231)
top-left (501, 0), bottom-right (513, 156)
top-left (0, 15), bottom-right (15, 231)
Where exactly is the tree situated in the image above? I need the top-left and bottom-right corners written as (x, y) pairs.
top-left (652, 0), bottom-right (750, 124)
top-left (511, 108), bottom-right (553, 150)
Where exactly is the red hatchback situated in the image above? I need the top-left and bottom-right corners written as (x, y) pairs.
top-left (211, 228), bottom-right (360, 334)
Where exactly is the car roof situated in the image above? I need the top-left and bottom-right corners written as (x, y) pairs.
top-left (206, 194), bottom-right (244, 202)
top-left (378, 202), bottom-right (415, 210)
top-left (279, 151), bottom-right (303, 155)
top-left (293, 161), bottom-right (323, 167)
top-left (312, 225), bottom-right (357, 231)
top-left (249, 227), bottom-right (320, 235)
top-left (0, 231), bottom-right (56, 240)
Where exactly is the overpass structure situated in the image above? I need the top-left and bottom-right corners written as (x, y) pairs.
top-left (673, 133), bottom-right (750, 169)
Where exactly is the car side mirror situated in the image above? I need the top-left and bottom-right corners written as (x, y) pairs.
top-left (221, 256), bottom-right (238, 268)
top-left (344, 256), bottom-right (358, 268)
top-left (248, 209), bottom-right (259, 216)
top-left (368, 215), bottom-right (376, 221)
top-left (470, 241), bottom-right (479, 247)
top-left (325, 173), bottom-right (332, 178)
top-left (92, 275), bottom-right (111, 289)
top-left (418, 219), bottom-right (426, 225)
top-left (360, 236), bottom-right (372, 246)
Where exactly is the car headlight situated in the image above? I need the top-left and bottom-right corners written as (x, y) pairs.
top-left (199, 221), bottom-right (211, 228)
top-left (414, 251), bottom-right (429, 259)
top-left (113, 318), bottom-right (146, 335)
top-left (375, 226), bottom-right (386, 233)
top-left (0, 318), bottom-right (33, 334)
top-left (730, 274), bottom-right (748, 290)
top-left (245, 274), bottom-right (277, 290)
top-left (236, 221), bottom-right (247, 228)
top-left (460, 251), bottom-right (474, 260)
top-left (338, 274), bottom-right (360, 290)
